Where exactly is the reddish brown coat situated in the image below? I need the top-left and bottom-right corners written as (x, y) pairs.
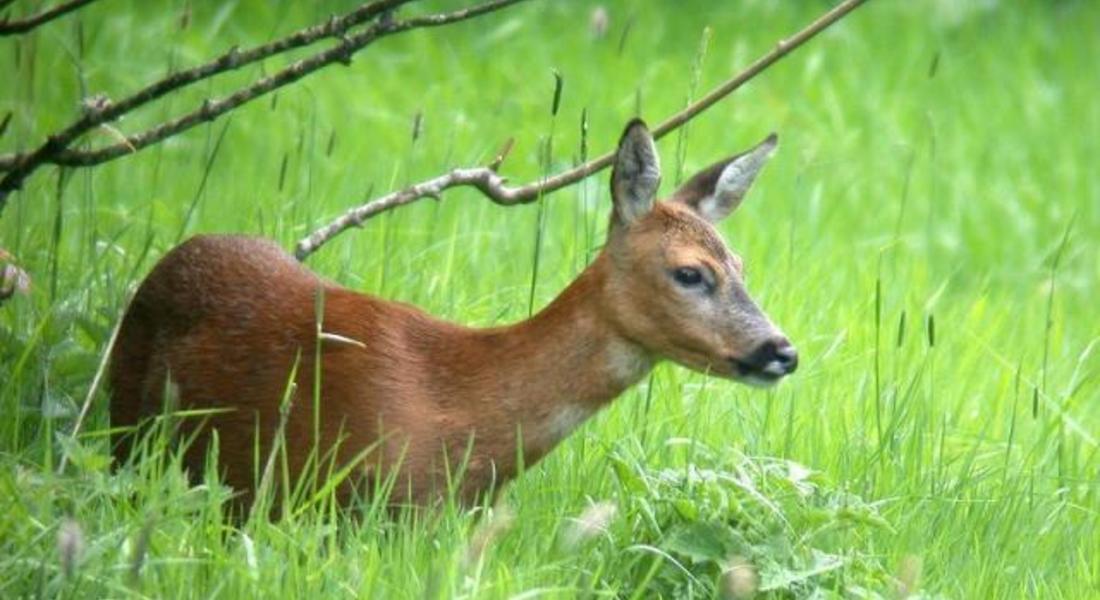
top-left (109, 121), bottom-right (796, 509)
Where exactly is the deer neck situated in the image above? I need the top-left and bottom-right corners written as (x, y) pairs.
top-left (460, 256), bottom-right (653, 457)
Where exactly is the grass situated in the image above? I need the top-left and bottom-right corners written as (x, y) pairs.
top-left (2, 0), bottom-right (1099, 597)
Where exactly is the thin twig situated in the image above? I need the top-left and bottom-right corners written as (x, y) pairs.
top-left (57, 301), bottom-right (125, 474)
top-left (0, 0), bottom-right (524, 210)
top-left (49, 0), bottom-right (521, 167)
top-left (294, 0), bottom-right (869, 260)
top-left (0, 0), bottom-right (98, 36)
top-left (0, 0), bottom-right (410, 198)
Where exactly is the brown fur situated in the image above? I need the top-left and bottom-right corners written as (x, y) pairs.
top-left (109, 122), bottom-right (792, 511)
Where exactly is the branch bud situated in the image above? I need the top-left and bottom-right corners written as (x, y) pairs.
top-left (79, 93), bottom-right (111, 117)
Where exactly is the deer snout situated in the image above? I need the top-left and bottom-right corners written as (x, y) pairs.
top-left (766, 339), bottom-right (799, 375)
top-left (734, 337), bottom-right (798, 382)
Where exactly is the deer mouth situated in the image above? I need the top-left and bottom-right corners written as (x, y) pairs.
top-left (671, 348), bottom-right (789, 386)
top-left (728, 338), bottom-right (798, 387)
top-left (730, 357), bottom-right (788, 387)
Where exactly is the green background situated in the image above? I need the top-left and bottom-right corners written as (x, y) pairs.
top-left (1, 0), bottom-right (1097, 596)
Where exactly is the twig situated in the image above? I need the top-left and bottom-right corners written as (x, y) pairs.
top-left (0, 0), bottom-right (410, 196)
top-left (0, 0), bottom-right (524, 210)
top-left (48, 0), bottom-right (521, 168)
top-left (294, 0), bottom-right (869, 260)
top-left (0, 0), bottom-right (98, 36)
top-left (57, 301), bottom-right (125, 474)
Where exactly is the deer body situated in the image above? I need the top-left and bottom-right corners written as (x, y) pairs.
top-left (109, 120), bottom-right (797, 508)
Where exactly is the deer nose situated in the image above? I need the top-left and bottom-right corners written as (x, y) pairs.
top-left (771, 341), bottom-right (798, 374)
top-left (746, 338), bottom-right (798, 377)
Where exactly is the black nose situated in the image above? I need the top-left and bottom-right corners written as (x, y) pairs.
top-left (742, 338), bottom-right (798, 376)
top-left (772, 341), bottom-right (798, 373)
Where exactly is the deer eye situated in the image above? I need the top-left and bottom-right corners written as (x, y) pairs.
top-left (671, 267), bottom-right (704, 287)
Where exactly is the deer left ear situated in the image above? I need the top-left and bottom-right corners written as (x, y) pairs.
top-left (611, 119), bottom-right (662, 226)
top-left (673, 133), bottom-right (777, 223)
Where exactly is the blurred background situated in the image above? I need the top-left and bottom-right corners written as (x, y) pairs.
top-left (1, 0), bottom-right (1097, 596)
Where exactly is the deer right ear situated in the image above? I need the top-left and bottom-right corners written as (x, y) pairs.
top-left (673, 133), bottom-right (777, 223)
top-left (610, 119), bottom-right (661, 226)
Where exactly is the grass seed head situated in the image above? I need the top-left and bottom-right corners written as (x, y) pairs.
top-left (57, 518), bottom-right (85, 579)
top-left (720, 556), bottom-right (758, 599)
top-left (464, 505), bottom-right (516, 567)
top-left (0, 262), bottom-right (31, 299)
top-left (589, 6), bottom-right (609, 38)
top-left (562, 500), bottom-right (617, 549)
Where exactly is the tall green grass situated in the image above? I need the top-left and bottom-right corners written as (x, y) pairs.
top-left (2, 0), bottom-right (1098, 596)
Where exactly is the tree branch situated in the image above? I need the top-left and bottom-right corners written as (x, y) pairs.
top-left (0, 0), bottom-right (524, 210)
top-left (294, 0), bottom-right (869, 260)
top-left (48, 0), bottom-right (524, 167)
top-left (0, 0), bottom-right (98, 36)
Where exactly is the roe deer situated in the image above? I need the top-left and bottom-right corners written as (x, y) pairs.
top-left (109, 120), bottom-right (797, 509)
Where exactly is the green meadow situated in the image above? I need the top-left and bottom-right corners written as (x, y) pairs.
top-left (2, 0), bottom-right (1098, 597)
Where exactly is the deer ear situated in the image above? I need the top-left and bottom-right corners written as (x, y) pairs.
top-left (611, 119), bottom-right (661, 226)
top-left (673, 133), bottom-right (777, 223)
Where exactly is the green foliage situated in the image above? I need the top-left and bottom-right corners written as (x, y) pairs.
top-left (2, 0), bottom-right (1099, 597)
top-left (605, 448), bottom-right (897, 597)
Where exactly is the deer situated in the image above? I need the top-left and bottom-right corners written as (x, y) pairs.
top-left (108, 119), bottom-right (797, 511)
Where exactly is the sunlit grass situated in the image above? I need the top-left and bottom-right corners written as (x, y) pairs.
top-left (1, 0), bottom-right (1098, 597)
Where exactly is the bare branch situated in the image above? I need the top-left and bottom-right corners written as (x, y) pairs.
top-left (294, 0), bottom-right (869, 260)
top-left (44, 0), bottom-right (523, 167)
top-left (0, 0), bottom-right (98, 36)
top-left (296, 168), bottom-right (506, 260)
top-left (0, 0), bottom-right (408, 175)
top-left (0, 0), bottom-right (524, 210)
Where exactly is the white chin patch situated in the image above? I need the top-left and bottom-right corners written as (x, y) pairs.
top-left (761, 361), bottom-right (788, 378)
top-left (739, 374), bottom-right (780, 388)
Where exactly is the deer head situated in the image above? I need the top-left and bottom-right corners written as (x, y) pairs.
top-left (601, 119), bottom-right (796, 386)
